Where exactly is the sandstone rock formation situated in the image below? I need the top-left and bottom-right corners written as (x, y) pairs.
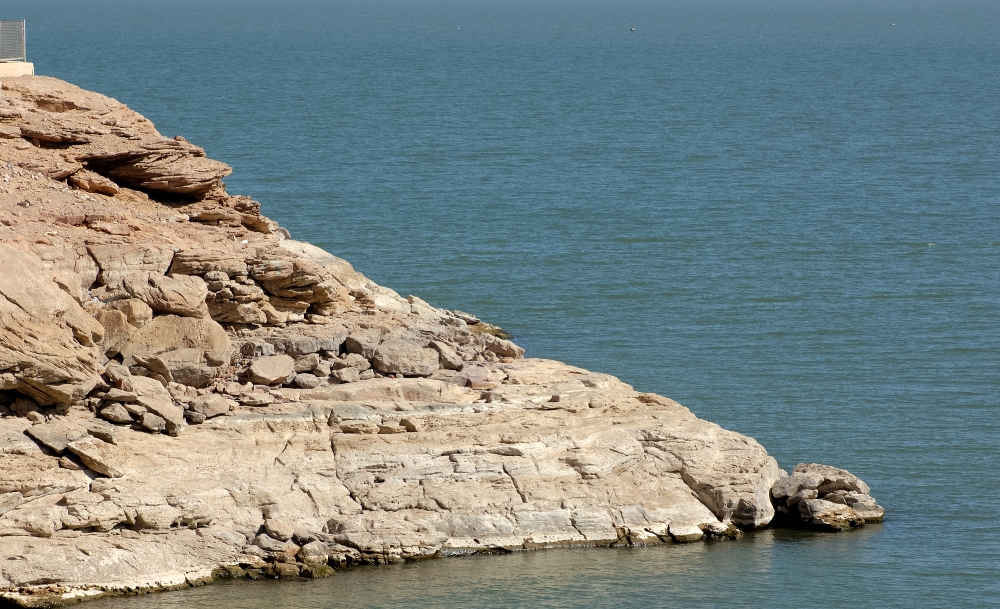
top-left (0, 76), bottom-right (881, 607)
top-left (770, 463), bottom-right (884, 530)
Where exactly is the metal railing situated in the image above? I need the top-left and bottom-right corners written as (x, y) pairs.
top-left (0, 20), bottom-right (25, 62)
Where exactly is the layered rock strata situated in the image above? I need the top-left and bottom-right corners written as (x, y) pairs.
top-left (0, 77), bottom-right (880, 607)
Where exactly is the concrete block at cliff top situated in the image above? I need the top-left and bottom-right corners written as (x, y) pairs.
top-left (87, 244), bottom-right (173, 286)
top-left (119, 315), bottom-right (232, 372)
top-left (373, 339), bottom-right (440, 377)
top-left (123, 272), bottom-right (209, 318)
top-left (247, 355), bottom-right (295, 385)
top-left (0, 244), bottom-right (104, 405)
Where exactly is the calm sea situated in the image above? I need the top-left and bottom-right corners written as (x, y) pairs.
top-left (8, 0), bottom-right (1000, 606)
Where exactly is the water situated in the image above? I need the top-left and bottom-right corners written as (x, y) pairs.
top-left (8, 0), bottom-right (1000, 605)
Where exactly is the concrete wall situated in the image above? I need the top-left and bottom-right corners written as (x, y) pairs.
top-left (0, 63), bottom-right (34, 77)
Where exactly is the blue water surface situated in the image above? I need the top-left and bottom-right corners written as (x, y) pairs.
top-left (7, 0), bottom-right (1000, 606)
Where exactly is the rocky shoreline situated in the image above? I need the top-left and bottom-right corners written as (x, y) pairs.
top-left (0, 76), bottom-right (882, 608)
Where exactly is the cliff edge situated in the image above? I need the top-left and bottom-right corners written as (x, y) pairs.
top-left (0, 77), bottom-right (882, 607)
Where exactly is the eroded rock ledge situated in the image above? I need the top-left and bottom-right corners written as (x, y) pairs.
top-left (0, 77), bottom-right (882, 607)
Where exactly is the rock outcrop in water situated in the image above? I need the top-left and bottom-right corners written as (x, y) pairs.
top-left (0, 76), bottom-right (879, 607)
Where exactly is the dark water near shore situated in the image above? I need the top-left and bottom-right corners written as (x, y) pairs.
top-left (9, 0), bottom-right (1000, 605)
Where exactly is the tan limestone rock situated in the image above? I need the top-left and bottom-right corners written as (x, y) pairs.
top-left (87, 244), bottom-right (174, 287)
top-left (119, 315), bottom-right (232, 372)
top-left (247, 355), bottom-right (294, 385)
top-left (94, 309), bottom-right (135, 357)
top-left (123, 272), bottom-right (209, 318)
top-left (0, 244), bottom-right (104, 405)
top-left (106, 298), bottom-right (154, 328)
top-left (372, 338), bottom-right (439, 377)
top-left (68, 169), bottom-right (120, 195)
top-left (169, 250), bottom-right (248, 277)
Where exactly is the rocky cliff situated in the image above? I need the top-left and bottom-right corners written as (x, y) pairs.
top-left (0, 77), bottom-right (882, 607)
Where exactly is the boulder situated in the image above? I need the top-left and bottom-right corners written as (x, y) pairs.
top-left (247, 355), bottom-right (294, 385)
top-left (66, 438), bottom-right (126, 477)
top-left (239, 391), bottom-right (275, 406)
top-left (143, 347), bottom-right (225, 388)
top-left (98, 404), bottom-right (133, 424)
top-left (123, 272), bottom-right (209, 318)
top-left (843, 493), bottom-right (885, 522)
top-left (188, 394), bottom-right (234, 419)
top-left (330, 367), bottom-right (360, 384)
top-left (119, 315), bottom-right (232, 377)
top-left (770, 463), bottom-right (883, 530)
top-left (130, 376), bottom-right (184, 435)
top-left (298, 541), bottom-right (329, 566)
top-left (86, 244), bottom-right (173, 287)
top-left (792, 463), bottom-right (870, 495)
top-left (103, 361), bottom-right (134, 392)
top-left (482, 335), bottom-right (525, 359)
top-left (372, 339), bottom-right (439, 377)
top-left (263, 331), bottom-right (348, 357)
top-left (345, 330), bottom-right (381, 359)
top-left (797, 499), bottom-right (866, 531)
top-left (429, 340), bottom-right (463, 371)
top-left (93, 309), bottom-right (135, 357)
top-left (668, 523), bottom-right (704, 543)
top-left (294, 354), bottom-right (321, 373)
top-left (265, 518), bottom-right (295, 542)
top-left (293, 373), bottom-right (320, 389)
top-left (139, 413), bottom-right (167, 433)
top-left (106, 298), bottom-right (154, 328)
top-left (25, 420), bottom-right (89, 453)
top-left (332, 353), bottom-right (371, 371)
top-left (67, 169), bottom-right (119, 195)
